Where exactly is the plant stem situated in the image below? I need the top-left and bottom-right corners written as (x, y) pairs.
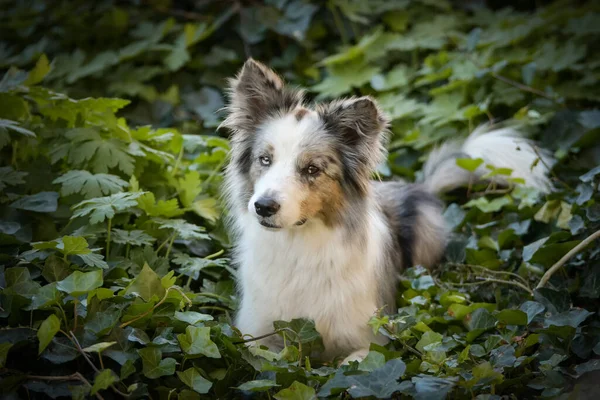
top-left (26, 373), bottom-right (104, 400)
top-left (120, 286), bottom-right (192, 329)
top-left (328, 3), bottom-right (348, 45)
top-left (536, 229), bottom-right (600, 289)
top-left (125, 243), bottom-right (131, 259)
top-left (165, 234), bottom-right (176, 257)
top-left (73, 300), bottom-right (78, 331)
top-left (106, 218), bottom-right (112, 261)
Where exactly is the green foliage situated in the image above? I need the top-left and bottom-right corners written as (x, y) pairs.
top-left (1, 0), bottom-right (600, 399)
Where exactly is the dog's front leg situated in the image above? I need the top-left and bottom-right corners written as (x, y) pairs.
top-left (235, 299), bottom-right (281, 348)
top-left (340, 348), bottom-right (370, 365)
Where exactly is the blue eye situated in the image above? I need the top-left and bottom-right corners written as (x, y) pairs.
top-left (259, 156), bottom-right (271, 166)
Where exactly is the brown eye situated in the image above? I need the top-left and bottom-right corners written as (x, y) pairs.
top-left (259, 156), bottom-right (271, 166)
top-left (306, 165), bottom-right (320, 175)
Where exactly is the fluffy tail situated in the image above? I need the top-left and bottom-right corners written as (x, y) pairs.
top-left (421, 125), bottom-right (554, 194)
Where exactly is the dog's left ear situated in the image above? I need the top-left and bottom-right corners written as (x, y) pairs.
top-left (317, 97), bottom-right (388, 146)
top-left (222, 58), bottom-right (304, 134)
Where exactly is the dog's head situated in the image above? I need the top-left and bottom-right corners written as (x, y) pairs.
top-left (222, 59), bottom-right (389, 230)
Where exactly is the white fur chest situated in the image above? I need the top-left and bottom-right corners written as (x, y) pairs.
top-left (234, 210), bottom-right (390, 357)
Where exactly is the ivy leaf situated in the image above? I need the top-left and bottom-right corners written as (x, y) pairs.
top-left (412, 375), bottom-right (457, 400)
top-left (313, 63), bottom-right (380, 99)
top-left (174, 311), bottom-right (214, 325)
top-left (319, 359), bottom-right (409, 399)
top-left (274, 381), bottom-right (316, 400)
top-left (72, 191), bottom-right (145, 224)
top-left (236, 380), bottom-right (280, 392)
top-left (37, 314), bottom-right (60, 354)
top-left (177, 326), bottom-right (221, 358)
top-left (56, 270), bottom-right (103, 296)
top-left (111, 229), bottom-right (155, 246)
top-left (91, 369), bottom-right (118, 395)
top-left (273, 319), bottom-right (321, 344)
top-left (138, 347), bottom-right (177, 379)
top-left (83, 342), bottom-right (117, 353)
top-left (0, 343), bottom-right (12, 368)
top-left (124, 263), bottom-right (165, 302)
top-left (58, 236), bottom-right (91, 256)
top-left (177, 368), bottom-right (213, 394)
top-left (456, 158), bottom-right (484, 173)
top-left (519, 301), bottom-right (545, 324)
top-left (53, 170), bottom-right (128, 198)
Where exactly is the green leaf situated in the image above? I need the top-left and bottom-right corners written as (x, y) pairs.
top-left (174, 311), bottom-right (214, 325)
top-left (37, 314), bottom-right (60, 354)
top-left (273, 319), bottom-right (321, 344)
top-left (56, 270), bottom-right (103, 296)
top-left (58, 236), bottom-right (91, 256)
top-left (519, 301), bottom-right (545, 324)
top-left (412, 375), bottom-right (456, 400)
top-left (0, 166), bottom-right (27, 190)
top-left (236, 380), bottom-right (280, 392)
top-left (124, 263), bottom-right (165, 302)
top-left (456, 158), bottom-right (484, 172)
top-left (42, 255), bottom-right (71, 282)
top-left (274, 381), bottom-right (316, 400)
top-left (10, 191), bottom-right (58, 213)
top-left (177, 368), bottom-right (213, 394)
top-left (318, 359), bottom-right (409, 399)
top-left (138, 347), bottom-right (177, 379)
top-left (24, 54), bottom-right (51, 85)
top-left (154, 218), bottom-right (210, 241)
top-left (53, 170), bottom-right (129, 198)
top-left (464, 196), bottom-right (512, 213)
top-left (91, 369), bottom-right (118, 395)
top-left (191, 198), bottom-right (219, 223)
top-left (495, 309), bottom-right (527, 326)
top-left (0, 343), bottom-right (13, 367)
top-left (83, 342), bottom-right (117, 353)
top-left (177, 326), bottom-right (220, 358)
top-left (72, 191), bottom-right (145, 224)
top-left (544, 309), bottom-right (593, 328)
top-left (416, 331), bottom-right (443, 353)
top-left (111, 229), bottom-right (155, 246)
top-left (137, 192), bottom-right (184, 218)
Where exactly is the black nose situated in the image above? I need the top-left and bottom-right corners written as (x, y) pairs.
top-left (254, 198), bottom-right (280, 217)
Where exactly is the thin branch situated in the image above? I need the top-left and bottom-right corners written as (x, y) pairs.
top-left (491, 72), bottom-right (560, 104)
top-left (532, 145), bottom-right (572, 190)
top-left (26, 372), bottom-right (104, 400)
top-left (445, 277), bottom-right (534, 295)
top-left (536, 229), bottom-right (600, 289)
top-left (69, 332), bottom-right (129, 398)
top-left (453, 263), bottom-right (531, 287)
top-left (119, 286), bottom-right (192, 329)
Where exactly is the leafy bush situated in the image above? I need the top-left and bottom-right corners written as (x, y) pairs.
top-left (1, 1), bottom-right (599, 399)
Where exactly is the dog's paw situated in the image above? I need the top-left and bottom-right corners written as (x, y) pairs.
top-left (340, 349), bottom-right (370, 365)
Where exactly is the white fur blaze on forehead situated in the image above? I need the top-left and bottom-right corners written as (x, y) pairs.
top-left (221, 58), bottom-right (304, 135)
top-left (260, 112), bottom-right (322, 157)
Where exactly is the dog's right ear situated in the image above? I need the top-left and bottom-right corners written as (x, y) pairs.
top-left (222, 58), bottom-right (304, 134)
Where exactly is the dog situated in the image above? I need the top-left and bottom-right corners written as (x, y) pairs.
top-left (221, 58), bottom-right (553, 364)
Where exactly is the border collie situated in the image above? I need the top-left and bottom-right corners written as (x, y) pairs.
top-left (221, 59), bottom-right (552, 364)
